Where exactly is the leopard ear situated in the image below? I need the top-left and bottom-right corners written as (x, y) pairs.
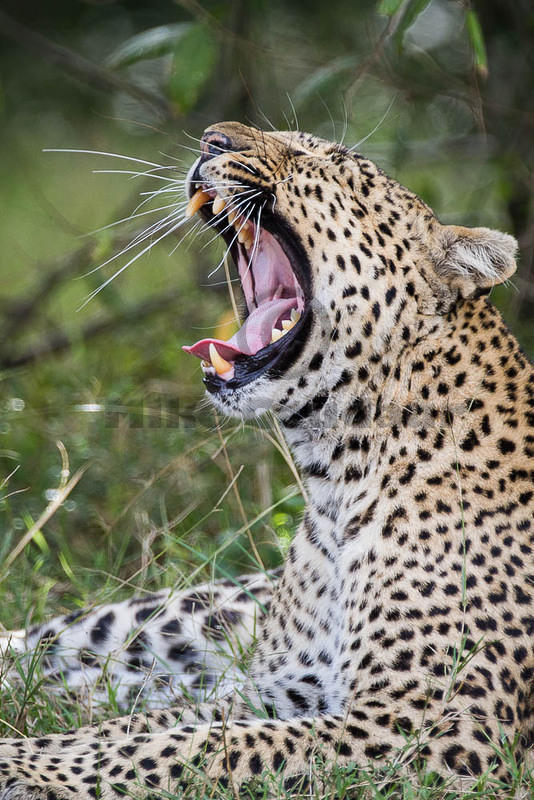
top-left (434, 225), bottom-right (518, 298)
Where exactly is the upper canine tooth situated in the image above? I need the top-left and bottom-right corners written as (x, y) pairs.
top-left (186, 188), bottom-right (210, 218)
top-left (243, 229), bottom-right (254, 248)
top-left (209, 343), bottom-right (233, 376)
top-left (212, 196), bottom-right (226, 215)
top-left (238, 226), bottom-right (251, 244)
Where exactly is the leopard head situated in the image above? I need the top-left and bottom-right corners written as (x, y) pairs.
top-left (184, 122), bottom-right (517, 422)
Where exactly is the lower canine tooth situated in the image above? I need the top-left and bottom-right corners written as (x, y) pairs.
top-left (209, 343), bottom-right (233, 376)
top-left (212, 196), bottom-right (226, 215)
top-left (186, 188), bottom-right (210, 218)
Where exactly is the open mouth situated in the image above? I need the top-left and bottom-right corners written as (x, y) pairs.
top-left (182, 181), bottom-right (311, 393)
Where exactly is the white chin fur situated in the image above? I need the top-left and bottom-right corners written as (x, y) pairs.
top-left (206, 374), bottom-right (281, 419)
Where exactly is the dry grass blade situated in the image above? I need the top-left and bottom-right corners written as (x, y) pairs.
top-left (0, 459), bottom-right (89, 580)
top-left (213, 413), bottom-right (264, 570)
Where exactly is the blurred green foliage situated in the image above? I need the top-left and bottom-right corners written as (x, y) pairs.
top-left (0, 0), bottom-right (532, 629)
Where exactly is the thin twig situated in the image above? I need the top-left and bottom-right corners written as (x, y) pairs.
top-left (0, 182), bottom-right (159, 343)
top-left (213, 412), bottom-right (265, 570)
top-left (0, 464), bottom-right (89, 578)
top-left (0, 242), bottom-right (94, 343)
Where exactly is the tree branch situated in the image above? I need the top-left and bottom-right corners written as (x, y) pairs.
top-left (0, 290), bottom-right (186, 370)
top-left (0, 243), bottom-right (95, 344)
top-left (0, 184), bottom-right (158, 343)
top-left (0, 11), bottom-right (174, 120)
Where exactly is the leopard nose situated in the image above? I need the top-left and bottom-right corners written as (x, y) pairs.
top-left (200, 130), bottom-right (233, 159)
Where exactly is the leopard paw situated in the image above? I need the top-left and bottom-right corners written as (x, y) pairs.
top-left (0, 780), bottom-right (51, 800)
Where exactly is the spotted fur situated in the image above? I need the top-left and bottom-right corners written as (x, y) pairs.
top-left (1, 122), bottom-right (533, 798)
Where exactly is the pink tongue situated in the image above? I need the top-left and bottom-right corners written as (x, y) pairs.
top-left (183, 297), bottom-right (296, 362)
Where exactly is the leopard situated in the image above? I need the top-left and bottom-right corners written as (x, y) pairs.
top-left (1, 120), bottom-right (533, 799)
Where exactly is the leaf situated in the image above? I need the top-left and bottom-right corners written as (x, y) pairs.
top-left (393, 0), bottom-right (433, 53)
top-left (377, 0), bottom-right (404, 16)
top-left (59, 551), bottom-right (75, 581)
top-left (293, 55), bottom-right (358, 107)
top-left (106, 23), bottom-right (193, 69)
top-left (168, 24), bottom-right (218, 113)
top-left (466, 8), bottom-right (488, 79)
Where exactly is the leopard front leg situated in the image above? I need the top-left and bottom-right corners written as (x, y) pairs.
top-left (0, 696), bottom-right (503, 799)
top-left (1, 571), bottom-right (275, 711)
top-left (0, 696), bottom-right (234, 760)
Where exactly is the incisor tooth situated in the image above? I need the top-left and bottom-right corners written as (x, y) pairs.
top-left (228, 210), bottom-right (236, 224)
top-left (281, 318), bottom-right (294, 331)
top-left (186, 188), bottom-right (210, 218)
top-left (209, 343), bottom-right (232, 376)
top-left (271, 328), bottom-right (285, 343)
top-left (212, 195), bottom-right (226, 215)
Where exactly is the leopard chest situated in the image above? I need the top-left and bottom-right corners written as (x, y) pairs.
top-left (249, 488), bottom-right (388, 717)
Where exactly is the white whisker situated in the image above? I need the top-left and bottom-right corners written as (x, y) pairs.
top-left (241, 202), bottom-right (265, 287)
top-left (175, 142), bottom-right (204, 157)
top-left (207, 205), bottom-right (256, 280)
top-left (138, 184), bottom-right (188, 197)
top-left (80, 206), bottom-right (187, 277)
top-left (158, 151), bottom-right (186, 163)
top-left (281, 111), bottom-right (292, 132)
top-left (348, 95), bottom-right (397, 153)
top-left (286, 92), bottom-right (299, 132)
top-left (92, 169), bottom-right (182, 182)
top-left (202, 278), bottom-right (241, 287)
top-left (274, 174), bottom-right (293, 186)
top-left (254, 107), bottom-right (277, 132)
top-left (131, 189), bottom-right (183, 216)
top-left (233, 161), bottom-right (258, 176)
top-left (167, 217), bottom-right (204, 256)
top-left (138, 180), bottom-right (248, 199)
top-left (339, 96), bottom-right (349, 146)
top-left (78, 214), bottom-right (190, 309)
top-left (202, 188), bottom-right (258, 229)
top-left (82, 203), bottom-right (186, 237)
top-left (182, 130), bottom-right (229, 155)
top-left (127, 207), bottom-right (186, 250)
top-left (249, 203), bottom-right (264, 265)
top-left (199, 192), bottom-right (262, 252)
top-left (43, 148), bottom-right (163, 168)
